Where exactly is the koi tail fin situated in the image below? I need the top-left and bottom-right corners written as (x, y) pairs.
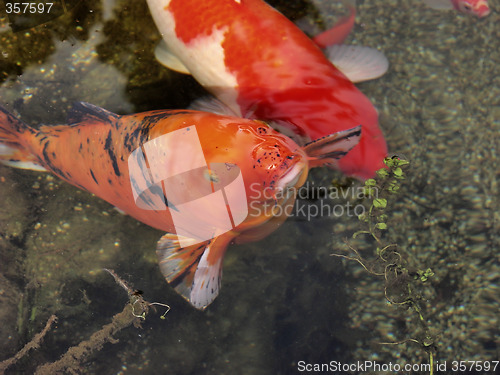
top-left (0, 105), bottom-right (45, 171)
top-left (156, 232), bottom-right (233, 310)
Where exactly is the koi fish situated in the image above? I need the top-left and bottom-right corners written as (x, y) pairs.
top-left (0, 102), bottom-right (361, 309)
top-left (145, 0), bottom-right (388, 180)
top-left (423, 0), bottom-right (491, 17)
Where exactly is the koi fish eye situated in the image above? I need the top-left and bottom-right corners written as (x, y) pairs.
top-left (460, 1), bottom-right (473, 12)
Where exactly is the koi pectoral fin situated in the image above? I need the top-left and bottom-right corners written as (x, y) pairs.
top-left (154, 40), bottom-right (191, 75)
top-left (304, 125), bottom-right (361, 168)
top-left (325, 45), bottom-right (389, 83)
top-left (313, 2), bottom-right (356, 48)
top-left (156, 232), bottom-right (233, 310)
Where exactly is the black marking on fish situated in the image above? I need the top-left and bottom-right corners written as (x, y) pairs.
top-left (137, 111), bottom-right (193, 145)
top-left (128, 126), bottom-right (143, 149)
top-left (40, 140), bottom-right (72, 180)
top-left (137, 189), bottom-right (156, 209)
top-left (90, 169), bottom-right (98, 184)
top-left (41, 141), bottom-right (50, 165)
top-left (104, 130), bottom-right (121, 177)
top-left (67, 102), bottom-right (119, 125)
top-left (168, 245), bottom-right (206, 289)
top-left (124, 110), bottom-right (194, 152)
top-left (123, 132), bottom-right (133, 151)
top-left (323, 151), bottom-right (348, 159)
top-left (123, 124), bottom-right (146, 152)
top-left (164, 193), bottom-right (179, 212)
top-left (143, 110), bottom-right (192, 128)
top-left (0, 105), bottom-right (27, 133)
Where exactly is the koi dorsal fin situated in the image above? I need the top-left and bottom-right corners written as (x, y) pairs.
top-left (67, 102), bottom-right (119, 125)
top-left (304, 125), bottom-right (361, 168)
top-left (156, 232), bottom-right (233, 310)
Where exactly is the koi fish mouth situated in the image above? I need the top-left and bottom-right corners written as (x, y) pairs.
top-left (276, 159), bottom-right (307, 192)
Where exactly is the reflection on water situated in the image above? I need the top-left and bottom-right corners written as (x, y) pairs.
top-left (0, 0), bottom-right (498, 373)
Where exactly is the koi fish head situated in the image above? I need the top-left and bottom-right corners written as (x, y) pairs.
top-left (150, 120), bottom-right (310, 310)
top-left (453, 0), bottom-right (490, 17)
top-left (146, 113), bottom-right (360, 310)
top-left (249, 126), bottom-right (308, 200)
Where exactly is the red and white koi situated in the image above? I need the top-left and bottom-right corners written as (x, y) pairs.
top-left (0, 102), bottom-right (360, 309)
top-left (423, 0), bottom-right (491, 17)
top-left (145, 0), bottom-right (389, 179)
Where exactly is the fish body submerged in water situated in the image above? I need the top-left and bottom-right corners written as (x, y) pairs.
top-left (145, 0), bottom-right (388, 179)
top-left (0, 102), bottom-right (360, 309)
top-left (423, 0), bottom-right (490, 17)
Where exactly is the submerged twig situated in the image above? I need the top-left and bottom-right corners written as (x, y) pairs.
top-left (103, 268), bottom-right (170, 320)
top-left (0, 314), bottom-right (57, 374)
top-left (33, 269), bottom-right (170, 374)
top-left (34, 305), bottom-right (136, 375)
top-left (103, 268), bottom-right (135, 296)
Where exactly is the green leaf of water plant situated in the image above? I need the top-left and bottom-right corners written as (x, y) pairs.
top-left (384, 157), bottom-right (395, 168)
top-left (393, 167), bottom-right (403, 179)
top-left (373, 198), bottom-right (387, 209)
top-left (353, 230), bottom-right (370, 238)
top-left (395, 159), bottom-right (410, 167)
top-left (365, 178), bottom-right (377, 186)
top-left (363, 186), bottom-right (376, 196)
top-left (388, 184), bottom-right (400, 193)
top-left (376, 168), bottom-right (389, 178)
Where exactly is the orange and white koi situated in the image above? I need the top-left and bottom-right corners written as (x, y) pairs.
top-left (0, 102), bottom-right (360, 309)
top-left (423, 0), bottom-right (491, 17)
top-left (145, 0), bottom-right (389, 179)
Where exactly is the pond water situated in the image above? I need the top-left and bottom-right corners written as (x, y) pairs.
top-left (0, 0), bottom-right (498, 374)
